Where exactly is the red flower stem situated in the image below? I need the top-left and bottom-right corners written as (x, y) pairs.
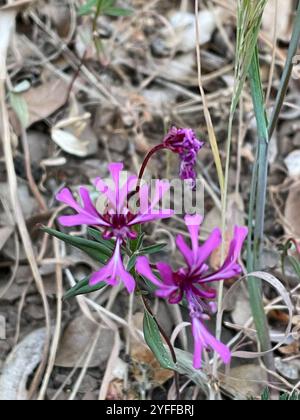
top-left (136, 144), bottom-right (167, 193)
top-left (127, 144), bottom-right (167, 203)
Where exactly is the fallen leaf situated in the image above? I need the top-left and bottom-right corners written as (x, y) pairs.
top-left (0, 0), bottom-right (35, 11)
top-left (0, 328), bottom-right (46, 400)
top-left (278, 341), bottom-right (299, 355)
top-left (10, 79), bottom-right (69, 133)
top-left (223, 365), bottom-right (267, 399)
top-left (284, 150), bottom-right (300, 178)
top-left (168, 10), bottom-right (217, 52)
top-left (285, 185), bottom-right (300, 237)
top-left (55, 316), bottom-right (114, 368)
top-left (275, 358), bottom-right (299, 380)
top-left (51, 100), bottom-right (98, 157)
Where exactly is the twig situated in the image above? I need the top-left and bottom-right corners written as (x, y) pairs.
top-left (20, 125), bottom-right (47, 212)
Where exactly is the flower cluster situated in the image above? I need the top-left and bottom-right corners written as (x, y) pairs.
top-left (136, 215), bottom-right (248, 368)
top-left (163, 127), bottom-right (204, 188)
top-left (55, 127), bottom-right (248, 370)
top-left (57, 163), bottom-right (173, 293)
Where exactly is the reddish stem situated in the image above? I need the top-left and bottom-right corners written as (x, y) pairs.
top-left (136, 144), bottom-right (167, 192)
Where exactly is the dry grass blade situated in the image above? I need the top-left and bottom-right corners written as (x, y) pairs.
top-left (195, 0), bottom-right (224, 193)
top-left (37, 237), bottom-right (63, 400)
top-left (0, 5), bottom-right (51, 399)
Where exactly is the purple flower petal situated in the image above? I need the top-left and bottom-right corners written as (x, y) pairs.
top-left (56, 187), bottom-right (109, 227)
top-left (130, 180), bottom-right (173, 225)
top-left (200, 226), bottom-right (248, 284)
top-left (176, 235), bottom-right (194, 267)
top-left (192, 318), bottom-right (231, 369)
top-left (184, 214), bottom-right (203, 260)
top-left (90, 240), bottom-right (135, 293)
top-left (94, 164), bottom-right (137, 214)
top-left (195, 228), bottom-right (222, 270)
top-left (136, 256), bottom-right (178, 297)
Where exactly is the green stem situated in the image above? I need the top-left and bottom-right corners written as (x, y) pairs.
top-left (269, 0), bottom-right (300, 137)
top-left (247, 0), bottom-right (300, 372)
top-left (93, 0), bottom-right (104, 56)
top-left (247, 47), bottom-right (274, 369)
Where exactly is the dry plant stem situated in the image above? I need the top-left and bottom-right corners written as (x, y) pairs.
top-left (38, 237), bottom-right (63, 400)
top-left (0, 79), bottom-right (51, 398)
top-left (269, 0), bottom-right (300, 138)
top-left (194, 0), bottom-right (225, 193)
top-left (20, 125), bottom-right (47, 212)
top-left (142, 295), bottom-right (180, 401)
top-left (69, 328), bottom-right (102, 401)
top-left (266, 0), bottom-right (278, 106)
top-left (65, 49), bottom-right (88, 104)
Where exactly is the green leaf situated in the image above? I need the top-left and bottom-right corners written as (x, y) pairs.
top-left (138, 243), bottom-right (167, 256)
top-left (104, 7), bottom-right (133, 17)
top-left (288, 256), bottom-right (300, 279)
top-left (261, 387), bottom-right (270, 401)
top-left (87, 228), bottom-right (116, 251)
top-left (42, 226), bottom-right (112, 263)
top-left (174, 348), bottom-right (210, 396)
top-left (101, 0), bottom-right (115, 8)
top-left (127, 255), bottom-right (137, 272)
top-left (78, 0), bottom-right (97, 16)
top-left (64, 276), bottom-right (107, 300)
top-left (129, 225), bottom-right (143, 253)
top-left (9, 92), bottom-right (29, 128)
top-left (143, 310), bottom-right (176, 370)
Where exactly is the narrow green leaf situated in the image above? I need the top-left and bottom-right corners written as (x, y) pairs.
top-left (143, 310), bottom-right (176, 370)
top-left (127, 255), bottom-right (137, 272)
top-left (87, 228), bottom-right (116, 251)
top-left (287, 256), bottom-right (300, 279)
top-left (64, 276), bottom-right (107, 300)
top-left (261, 387), bottom-right (270, 401)
top-left (138, 243), bottom-right (167, 256)
top-left (101, 0), bottom-right (115, 8)
top-left (78, 0), bottom-right (97, 16)
top-left (42, 226), bottom-right (112, 263)
top-left (104, 7), bottom-right (133, 17)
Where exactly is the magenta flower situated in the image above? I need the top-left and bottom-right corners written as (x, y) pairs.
top-left (136, 214), bottom-right (248, 368)
top-left (57, 163), bottom-right (173, 293)
top-left (163, 127), bottom-right (204, 188)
